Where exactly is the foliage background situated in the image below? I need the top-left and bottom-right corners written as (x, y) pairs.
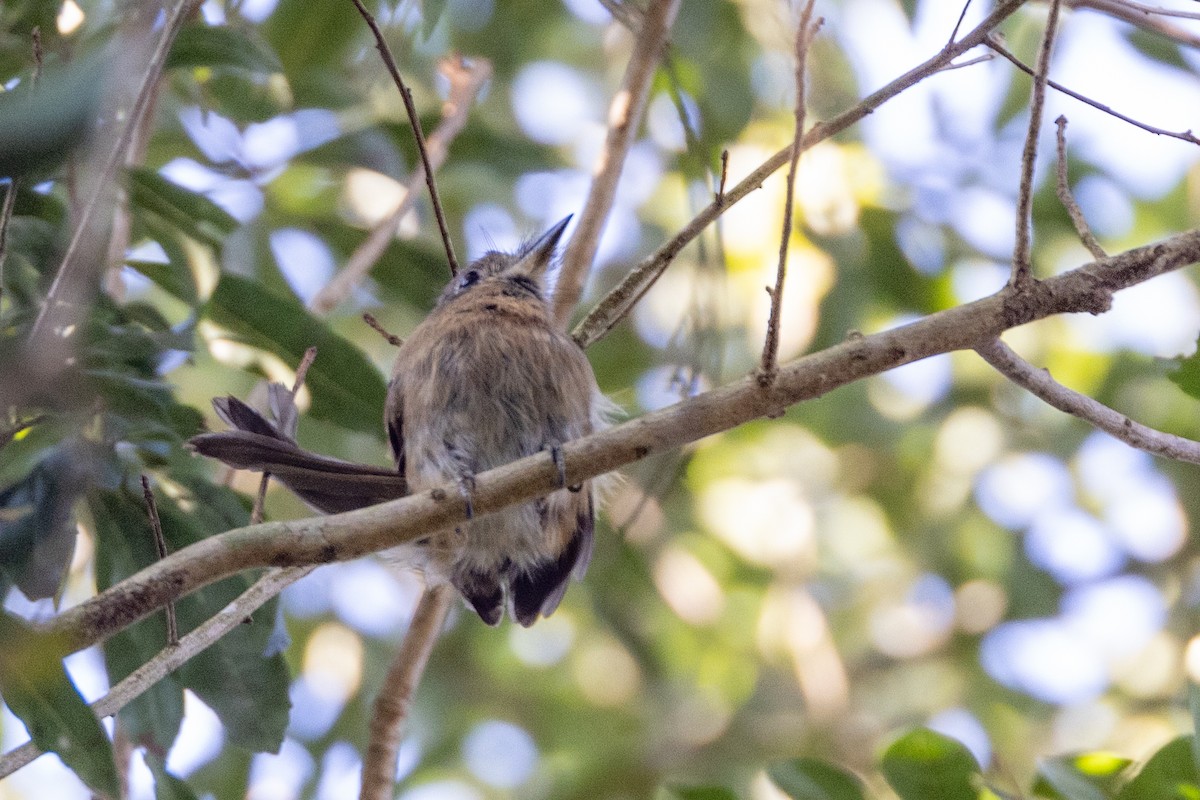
top-left (2, 0), bottom-right (1200, 798)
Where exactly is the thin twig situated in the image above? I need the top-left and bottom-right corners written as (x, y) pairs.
top-left (308, 57), bottom-right (490, 315)
top-left (359, 585), bottom-right (453, 800)
top-left (0, 566), bottom-right (311, 778)
top-left (716, 150), bottom-right (729, 204)
top-left (1011, 0), bottom-right (1063, 289)
top-left (553, 0), bottom-right (682, 328)
top-left (948, 0), bottom-right (973, 44)
top-left (363, 312), bottom-right (403, 347)
top-left (27, 0), bottom-right (194, 354)
top-left (349, 0), bottom-right (458, 277)
top-left (985, 37), bottom-right (1200, 146)
top-left (938, 52), bottom-right (994, 72)
top-left (758, 1), bottom-right (820, 387)
top-left (572, 0), bottom-right (1030, 349)
top-left (44, 229), bottom-right (1200, 658)
top-left (1054, 116), bottom-right (1107, 260)
top-left (140, 476), bottom-right (178, 646)
top-left (977, 339), bottom-right (1200, 464)
top-left (30, 27), bottom-right (42, 80)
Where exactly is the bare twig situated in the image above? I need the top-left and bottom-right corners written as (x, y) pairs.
top-left (985, 37), bottom-right (1200, 146)
top-left (363, 312), bottom-right (403, 347)
top-left (759, 1), bottom-right (821, 387)
top-left (553, 0), bottom-right (682, 327)
top-left (30, 27), bottom-right (42, 79)
top-left (716, 150), bottom-right (729, 204)
top-left (572, 0), bottom-right (1029, 349)
top-left (308, 57), bottom-right (490, 315)
top-left (140, 476), bottom-right (178, 646)
top-left (348, 0), bottom-right (458, 277)
top-left (0, 566), bottom-right (311, 778)
top-left (42, 228), bottom-right (1200, 657)
top-left (938, 52), bottom-right (994, 72)
top-left (1054, 116), bottom-right (1107, 260)
top-left (977, 339), bottom-right (1200, 463)
top-left (359, 585), bottom-right (453, 800)
top-left (1011, 0), bottom-right (1063, 289)
top-left (948, 0), bottom-right (974, 43)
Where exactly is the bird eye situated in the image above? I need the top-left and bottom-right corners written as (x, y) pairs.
top-left (458, 269), bottom-right (481, 290)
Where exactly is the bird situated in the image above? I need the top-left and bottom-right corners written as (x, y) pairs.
top-left (190, 216), bottom-right (609, 627)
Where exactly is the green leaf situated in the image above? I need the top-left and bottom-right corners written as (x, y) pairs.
top-left (1035, 754), bottom-right (1131, 800)
top-left (127, 168), bottom-right (240, 250)
top-left (0, 54), bottom-right (103, 179)
top-left (1170, 343), bottom-right (1200, 402)
top-left (146, 752), bottom-right (201, 800)
top-left (768, 758), bottom-right (865, 800)
top-left (204, 274), bottom-right (388, 436)
top-left (881, 728), bottom-right (981, 800)
top-left (1117, 736), bottom-right (1200, 800)
top-left (0, 613), bottom-right (120, 798)
top-left (658, 785), bottom-right (741, 800)
top-left (89, 484), bottom-right (291, 754)
top-left (0, 442), bottom-right (96, 599)
top-left (167, 23), bottom-right (282, 74)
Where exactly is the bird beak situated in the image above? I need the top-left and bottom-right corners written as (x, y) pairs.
top-left (512, 214), bottom-right (573, 278)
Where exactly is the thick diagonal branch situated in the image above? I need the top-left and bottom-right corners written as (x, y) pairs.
top-left (43, 230), bottom-right (1200, 656)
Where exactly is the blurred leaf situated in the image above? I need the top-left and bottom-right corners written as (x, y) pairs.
top-left (1116, 736), bottom-right (1200, 800)
top-left (658, 785), bottom-right (741, 800)
top-left (168, 23), bottom-right (282, 74)
top-left (147, 753), bottom-right (201, 800)
top-left (0, 442), bottom-right (96, 599)
top-left (881, 729), bottom-right (980, 800)
top-left (127, 258), bottom-right (199, 306)
top-left (127, 168), bottom-right (240, 250)
top-left (1170, 341), bottom-right (1200, 402)
top-left (1124, 29), bottom-right (1190, 72)
top-left (0, 54), bottom-right (103, 179)
top-left (0, 613), bottom-right (120, 798)
top-left (768, 758), bottom-right (866, 800)
top-left (1036, 754), bottom-right (1131, 800)
top-left (205, 274), bottom-right (388, 436)
top-left (422, 0), bottom-right (449, 38)
top-left (263, 0), bottom-right (360, 76)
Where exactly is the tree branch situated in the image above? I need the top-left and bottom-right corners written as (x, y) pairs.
top-left (0, 566), bottom-right (311, 778)
top-left (553, 0), bottom-right (681, 327)
top-left (42, 229), bottom-right (1200, 656)
top-left (572, 0), bottom-right (1028, 349)
top-left (976, 338), bottom-right (1200, 463)
top-left (759, 1), bottom-right (821, 387)
top-left (26, 0), bottom-right (195, 367)
top-left (1011, 0), bottom-right (1062, 288)
top-left (1054, 115), bottom-right (1107, 260)
top-left (359, 584), bottom-right (453, 800)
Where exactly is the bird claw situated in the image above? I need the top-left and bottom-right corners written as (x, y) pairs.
top-left (458, 474), bottom-right (476, 519)
top-left (549, 446), bottom-right (583, 493)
